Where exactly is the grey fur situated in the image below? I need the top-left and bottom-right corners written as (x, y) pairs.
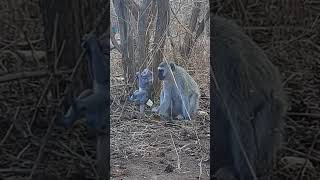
top-left (57, 33), bottom-right (107, 131)
top-left (212, 16), bottom-right (287, 180)
top-left (153, 61), bottom-right (200, 120)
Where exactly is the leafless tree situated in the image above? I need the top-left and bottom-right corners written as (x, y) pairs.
top-left (151, 0), bottom-right (170, 95)
top-left (179, 1), bottom-right (209, 60)
top-left (113, 0), bottom-right (136, 89)
top-left (137, 0), bottom-right (156, 70)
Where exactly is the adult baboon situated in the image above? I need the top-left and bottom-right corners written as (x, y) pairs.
top-left (212, 16), bottom-right (287, 180)
top-left (57, 33), bottom-right (108, 131)
top-left (55, 33), bottom-right (109, 179)
top-left (152, 61), bottom-right (200, 120)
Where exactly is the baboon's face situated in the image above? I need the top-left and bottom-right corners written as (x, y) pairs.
top-left (158, 63), bottom-right (170, 80)
top-left (140, 69), bottom-right (153, 85)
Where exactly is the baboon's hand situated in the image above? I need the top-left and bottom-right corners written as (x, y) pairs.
top-left (160, 114), bottom-right (169, 121)
top-left (152, 106), bottom-right (159, 113)
top-left (176, 114), bottom-right (184, 120)
top-left (57, 99), bottom-right (82, 128)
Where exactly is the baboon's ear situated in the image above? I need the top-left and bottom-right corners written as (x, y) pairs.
top-left (169, 62), bottom-right (176, 71)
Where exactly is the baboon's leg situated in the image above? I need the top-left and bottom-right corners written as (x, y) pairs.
top-left (152, 89), bottom-right (165, 113)
top-left (158, 90), bottom-right (172, 119)
top-left (181, 95), bottom-right (192, 120)
top-left (79, 93), bottom-right (107, 130)
top-left (230, 115), bottom-right (258, 180)
top-left (189, 93), bottom-right (199, 114)
top-left (58, 101), bottom-right (81, 128)
top-left (170, 91), bottom-right (185, 119)
top-left (213, 97), bottom-right (234, 172)
top-left (159, 88), bottom-right (164, 104)
top-left (254, 98), bottom-right (284, 180)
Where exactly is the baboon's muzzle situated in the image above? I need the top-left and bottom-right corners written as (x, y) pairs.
top-left (158, 69), bottom-right (165, 80)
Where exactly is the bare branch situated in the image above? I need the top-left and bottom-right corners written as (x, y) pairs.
top-left (180, 2), bottom-right (201, 59)
top-left (152, 0), bottom-right (170, 95)
top-left (128, 0), bottom-right (139, 20)
top-left (0, 70), bottom-right (71, 83)
top-left (195, 9), bottom-right (209, 40)
top-left (137, 0), bottom-right (153, 69)
top-left (110, 31), bottom-right (122, 53)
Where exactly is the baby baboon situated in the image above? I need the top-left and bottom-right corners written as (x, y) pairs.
top-left (128, 68), bottom-right (153, 114)
top-left (152, 61), bottom-right (200, 120)
top-left (212, 16), bottom-right (287, 180)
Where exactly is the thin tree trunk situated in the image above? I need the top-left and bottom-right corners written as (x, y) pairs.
top-left (113, 0), bottom-right (135, 87)
top-left (128, 0), bottom-right (139, 20)
top-left (127, 12), bottom-right (135, 83)
top-left (145, 0), bottom-right (156, 67)
top-left (152, 0), bottom-right (170, 97)
top-left (137, 0), bottom-right (154, 70)
top-left (195, 9), bottom-right (209, 40)
top-left (180, 2), bottom-right (201, 59)
top-left (110, 31), bottom-right (122, 53)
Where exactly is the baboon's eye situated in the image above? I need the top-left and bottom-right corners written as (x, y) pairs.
top-left (159, 69), bottom-right (164, 74)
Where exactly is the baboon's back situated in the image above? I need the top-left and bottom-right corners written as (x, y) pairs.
top-left (212, 16), bottom-right (286, 179)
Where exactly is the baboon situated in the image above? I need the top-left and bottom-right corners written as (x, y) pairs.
top-left (56, 33), bottom-right (107, 131)
top-left (55, 33), bottom-right (110, 179)
top-left (212, 16), bottom-right (287, 180)
top-left (129, 68), bottom-right (153, 114)
top-left (152, 61), bottom-right (200, 120)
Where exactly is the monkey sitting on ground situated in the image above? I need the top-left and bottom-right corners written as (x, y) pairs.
top-left (212, 16), bottom-right (287, 180)
top-left (152, 61), bottom-right (200, 120)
